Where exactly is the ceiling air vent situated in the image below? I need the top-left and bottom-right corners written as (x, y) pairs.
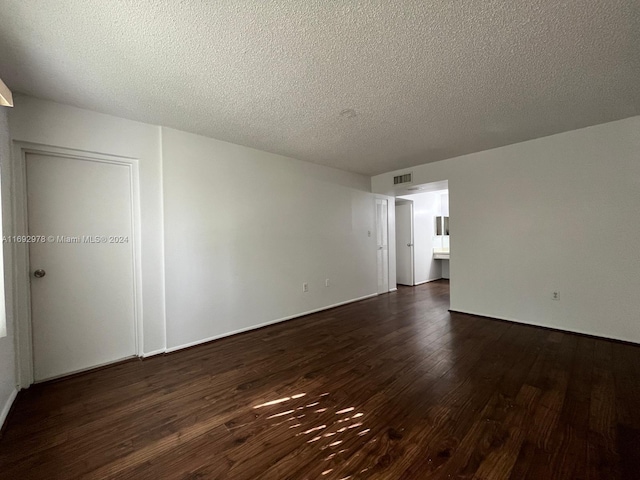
top-left (393, 173), bottom-right (412, 185)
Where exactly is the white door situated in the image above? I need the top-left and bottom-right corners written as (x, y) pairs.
top-left (26, 153), bottom-right (137, 381)
top-left (375, 198), bottom-right (389, 294)
top-left (396, 202), bottom-right (414, 286)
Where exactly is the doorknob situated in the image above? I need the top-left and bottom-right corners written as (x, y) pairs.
top-left (33, 269), bottom-right (46, 278)
top-left (407, 243), bottom-right (413, 247)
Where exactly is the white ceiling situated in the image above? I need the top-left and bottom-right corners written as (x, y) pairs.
top-left (0, 1), bottom-right (638, 176)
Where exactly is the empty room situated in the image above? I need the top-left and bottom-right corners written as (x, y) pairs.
top-left (0, 1), bottom-right (639, 479)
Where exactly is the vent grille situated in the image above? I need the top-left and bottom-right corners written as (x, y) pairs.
top-left (393, 173), bottom-right (412, 185)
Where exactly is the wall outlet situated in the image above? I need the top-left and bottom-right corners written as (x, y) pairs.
top-left (303, 282), bottom-right (309, 293)
top-left (552, 291), bottom-right (560, 301)
top-left (325, 279), bottom-right (330, 287)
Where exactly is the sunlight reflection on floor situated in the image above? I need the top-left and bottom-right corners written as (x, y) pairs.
top-left (251, 391), bottom-right (375, 478)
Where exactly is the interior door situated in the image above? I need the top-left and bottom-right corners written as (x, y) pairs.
top-left (376, 198), bottom-right (389, 294)
top-left (395, 202), bottom-right (414, 286)
top-left (26, 153), bottom-right (136, 381)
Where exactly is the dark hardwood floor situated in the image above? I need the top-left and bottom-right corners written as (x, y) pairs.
top-left (1, 280), bottom-right (639, 479)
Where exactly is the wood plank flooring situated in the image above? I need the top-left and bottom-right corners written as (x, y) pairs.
top-left (1, 280), bottom-right (639, 479)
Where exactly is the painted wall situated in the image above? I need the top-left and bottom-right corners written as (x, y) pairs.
top-left (6, 96), bottom-right (387, 368)
top-left (438, 192), bottom-right (450, 279)
top-left (373, 116), bottom-right (640, 343)
top-left (162, 127), bottom-right (377, 349)
top-left (438, 193), bottom-right (450, 250)
top-left (0, 106), bottom-right (17, 424)
top-left (9, 96), bottom-right (166, 354)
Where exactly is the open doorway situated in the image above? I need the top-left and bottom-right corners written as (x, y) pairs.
top-left (395, 200), bottom-right (414, 286)
top-left (395, 181), bottom-right (449, 286)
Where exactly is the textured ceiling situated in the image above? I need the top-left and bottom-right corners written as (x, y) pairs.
top-left (0, 1), bottom-right (638, 175)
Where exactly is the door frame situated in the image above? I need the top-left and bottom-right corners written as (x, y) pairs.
top-left (374, 194), bottom-right (396, 293)
top-left (11, 142), bottom-right (143, 388)
top-left (375, 197), bottom-right (389, 295)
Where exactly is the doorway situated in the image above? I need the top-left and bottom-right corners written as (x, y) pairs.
top-left (395, 201), bottom-right (414, 286)
top-left (395, 181), bottom-right (450, 287)
top-left (14, 146), bottom-right (142, 384)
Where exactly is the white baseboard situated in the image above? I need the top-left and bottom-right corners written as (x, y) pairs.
top-left (414, 278), bottom-right (443, 286)
top-left (1, 388), bottom-right (18, 430)
top-left (450, 308), bottom-right (639, 345)
top-left (141, 349), bottom-right (165, 358)
top-left (165, 292), bottom-right (379, 353)
top-left (389, 288), bottom-right (398, 292)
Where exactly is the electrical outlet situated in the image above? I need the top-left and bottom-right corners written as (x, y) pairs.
top-left (552, 291), bottom-right (560, 301)
top-left (303, 282), bottom-right (308, 293)
top-left (325, 279), bottom-right (330, 287)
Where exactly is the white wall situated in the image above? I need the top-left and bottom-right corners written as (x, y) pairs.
top-left (6, 96), bottom-right (387, 376)
top-left (438, 192), bottom-right (450, 279)
top-left (162, 127), bottom-right (377, 349)
top-left (9, 96), bottom-right (166, 354)
top-left (438, 193), bottom-right (450, 251)
top-left (373, 116), bottom-right (640, 344)
top-left (0, 106), bottom-right (17, 425)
